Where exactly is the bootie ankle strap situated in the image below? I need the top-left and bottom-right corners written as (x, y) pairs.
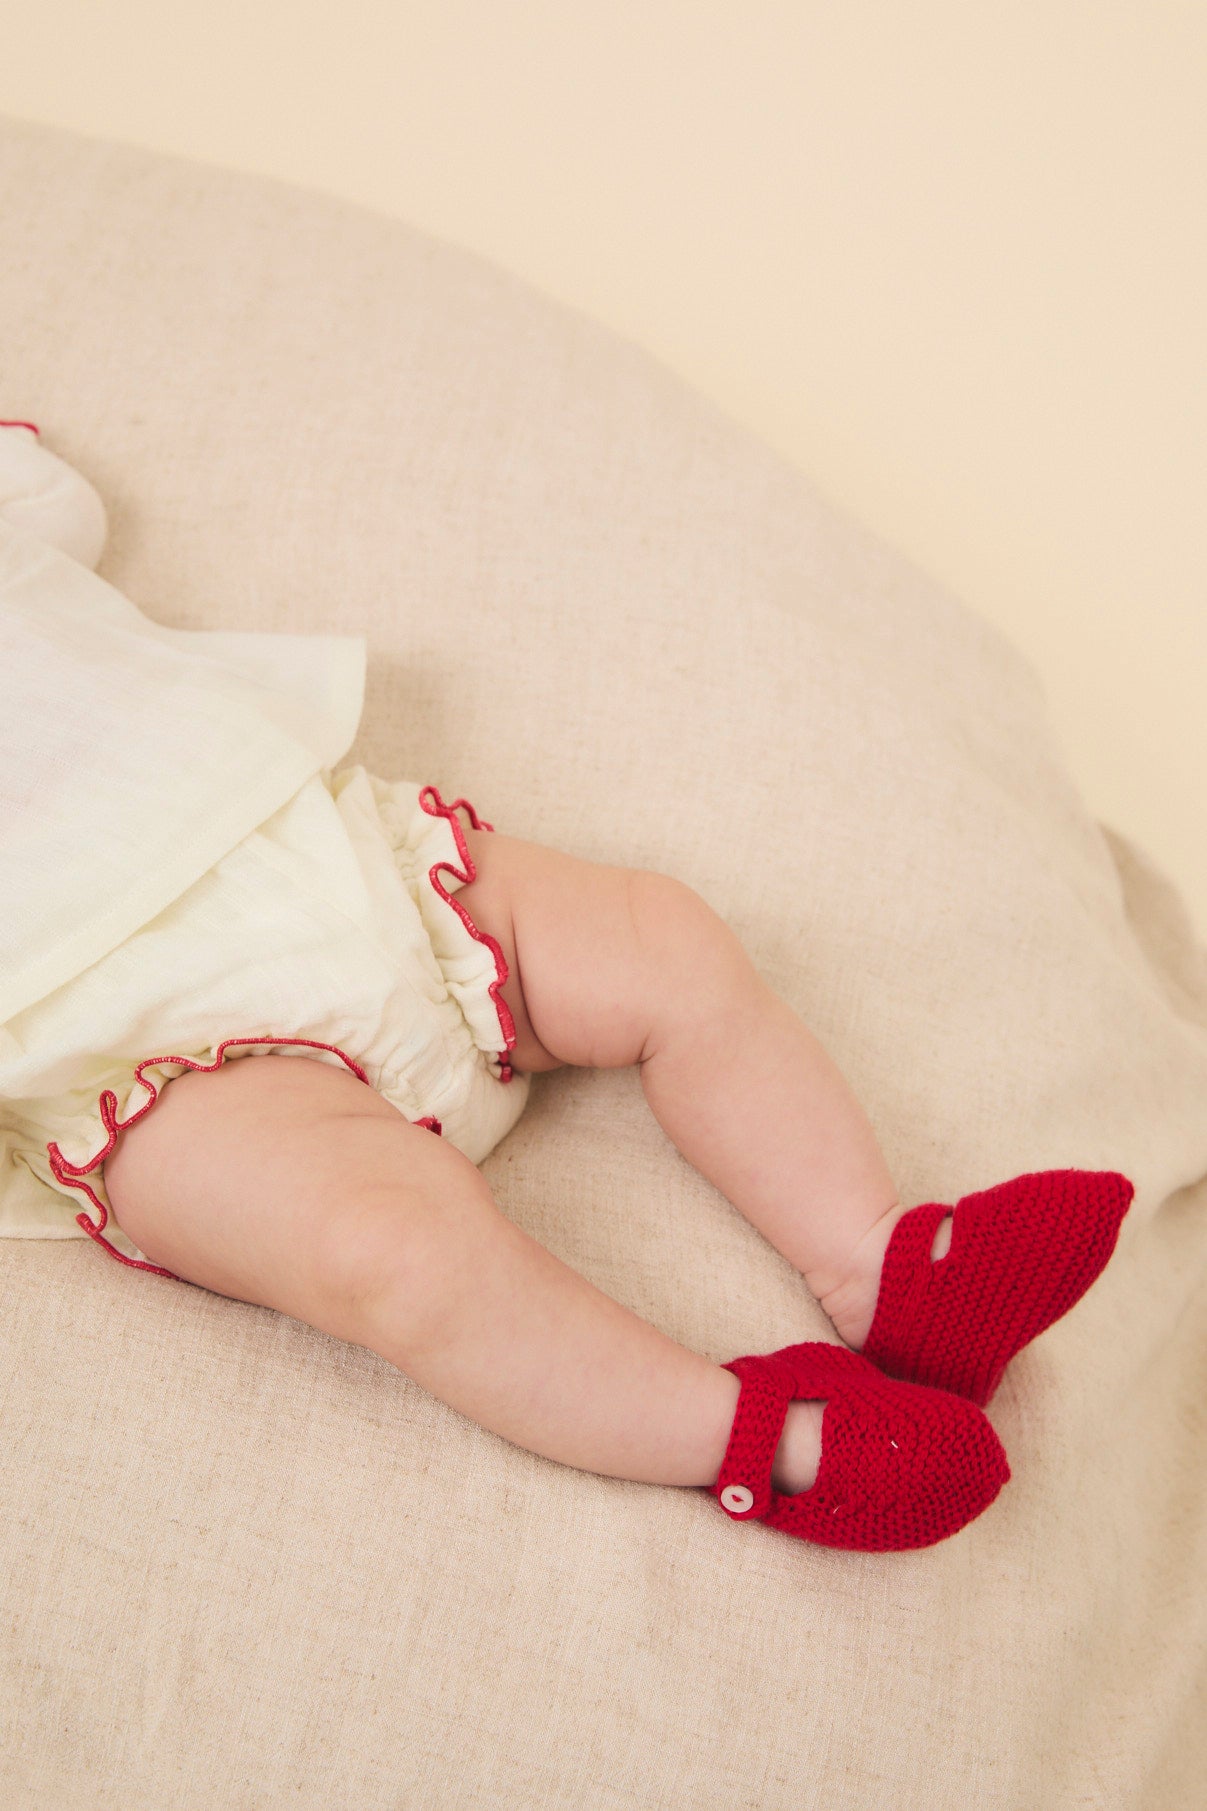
top-left (711, 1341), bottom-right (1009, 1553)
top-left (861, 1169), bottom-right (1134, 1405)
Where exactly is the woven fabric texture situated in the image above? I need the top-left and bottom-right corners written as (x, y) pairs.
top-left (1, 114), bottom-right (1205, 1811)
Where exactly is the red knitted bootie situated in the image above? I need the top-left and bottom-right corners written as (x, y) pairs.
top-left (861, 1169), bottom-right (1134, 1406)
top-left (710, 1341), bottom-right (1009, 1552)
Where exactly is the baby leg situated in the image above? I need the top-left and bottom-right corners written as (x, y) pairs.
top-left (103, 1052), bottom-right (750, 1489)
top-left (461, 828), bottom-right (1132, 1409)
top-left (458, 826), bottom-right (904, 1348)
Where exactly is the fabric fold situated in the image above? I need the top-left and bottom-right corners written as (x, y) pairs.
top-left (0, 521), bottom-right (366, 1022)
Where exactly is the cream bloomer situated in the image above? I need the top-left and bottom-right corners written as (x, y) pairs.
top-left (0, 767), bottom-right (530, 1276)
top-left (0, 460), bottom-right (528, 1278)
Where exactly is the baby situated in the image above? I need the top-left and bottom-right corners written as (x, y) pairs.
top-left (0, 421), bottom-right (1133, 1554)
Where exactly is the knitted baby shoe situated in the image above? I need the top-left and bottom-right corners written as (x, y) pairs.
top-left (861, 1169), bottom-right (1134, 1406)
top-left (710, 1341), bottom-right (1009, 1552)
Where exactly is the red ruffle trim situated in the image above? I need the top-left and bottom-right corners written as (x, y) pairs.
top-left (0, 419), bottom-right (40, 434)
top-left (417, 783), bottom-right (516, 1083)
top-left (44, 782), bottom-right (515, 1283)
top-left (45, 1035), bottom-right (444, 1281)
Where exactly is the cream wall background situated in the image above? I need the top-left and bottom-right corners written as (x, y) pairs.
top-left (4, 1), bottom-right (1204, 933)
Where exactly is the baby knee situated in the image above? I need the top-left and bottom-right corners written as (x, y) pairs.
top-left (319, 1137), bottom-right (500, 1356)
top-left (627, 870), bottom-right (752, 1025)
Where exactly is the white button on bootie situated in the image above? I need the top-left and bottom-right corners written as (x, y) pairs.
top-left (0, 420), bottom-right (108, 570)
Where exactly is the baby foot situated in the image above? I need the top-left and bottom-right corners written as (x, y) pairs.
top-left (815, 1199), bottom-right (935, 1352)
top-left (0, 421), bottom-right (109, 569)
top-left (769, 1399), bottom-right (826, 1495)
top-left (829, 1170), bottom-right (1134, 1405)
top-left (714, 1340), bottom-right (1010, 1552)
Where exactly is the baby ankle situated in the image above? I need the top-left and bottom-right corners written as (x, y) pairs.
top-left (931, 1213), bottom-right (954, 1261)
top-left (769, 1400), bottom-right (825, 1496)
top-left (814, 1200), bottom-right (912, 1350)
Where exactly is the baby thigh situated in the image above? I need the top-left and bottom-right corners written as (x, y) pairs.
top-left (103, 1053), bottom-right (489, 1349)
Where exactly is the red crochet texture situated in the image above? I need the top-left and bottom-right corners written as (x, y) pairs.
top-left (711, 1341), bottom-right (1009, 1552)
top-left (861, 1169), bottom-right (1135, 1405)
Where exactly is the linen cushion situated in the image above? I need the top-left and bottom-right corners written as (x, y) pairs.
top-left (1, 113), bottom-right (1205, 1811)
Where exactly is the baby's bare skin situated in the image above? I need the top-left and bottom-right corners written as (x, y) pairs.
top-left (105, 825), bottom-right (929, 1498)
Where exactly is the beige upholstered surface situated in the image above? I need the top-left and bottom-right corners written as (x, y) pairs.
top-left (1, 115), bottom-right (1205, 1810)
